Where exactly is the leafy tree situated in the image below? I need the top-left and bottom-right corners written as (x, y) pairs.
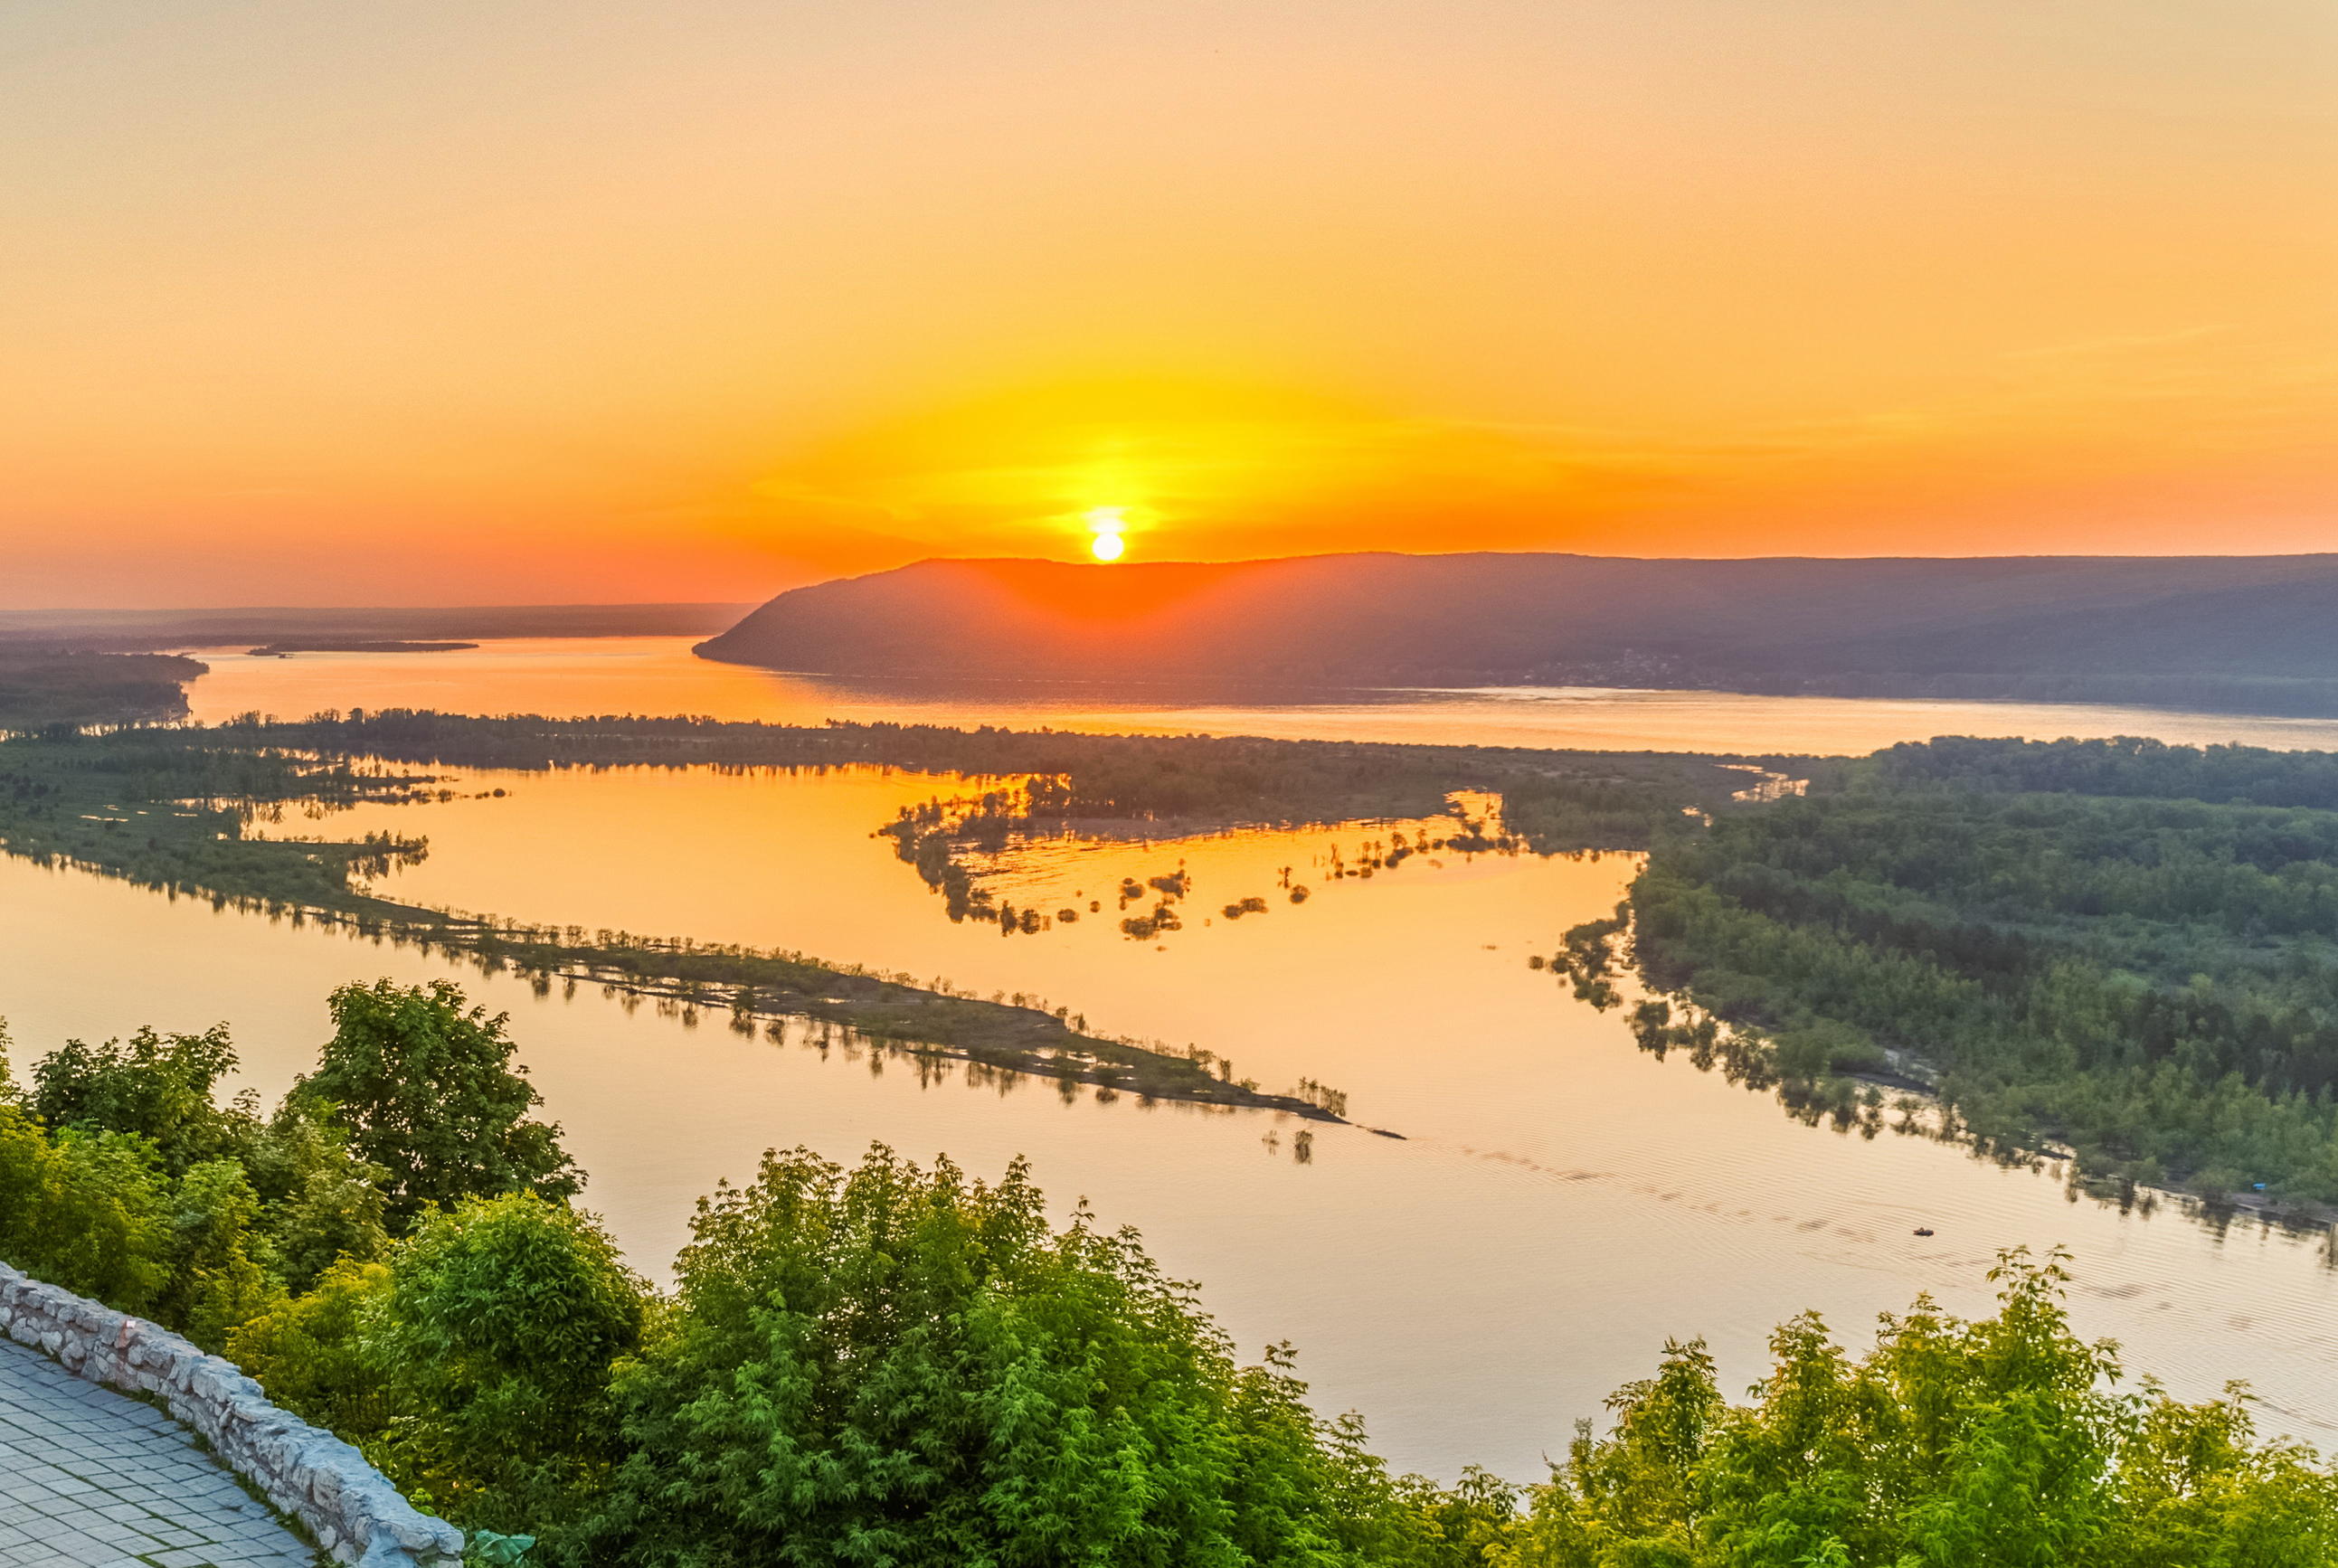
top-left (1496, 1248), bottom-right (2338, 1568)
top-left (29, 1024), bottom-right (250, 1177)
top-left (579, 1142), bottom-right (1404, 1568)
top-left (241, 1095), bottom-right (392, 1293)
top-left (303, 979), bottom-right (578, 1232)
top-left (372, 1193), bottom-right (645, 1535)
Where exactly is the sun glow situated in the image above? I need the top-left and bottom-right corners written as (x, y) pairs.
top-left (1086, 505), bottom-right (1127, 561)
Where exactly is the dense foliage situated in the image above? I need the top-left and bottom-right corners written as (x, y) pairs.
top-left (1628, 737), bottom-right (2338, 1201)
top-left (14, 994), bottom-right (2338, 1563)
top-left (234, 1193), bottom-right (648, 1536)
top-left (578, 1145), bottom-right (1419, 1565)
top-left (0, 981), bottom-right (570, 1347)
top-left (1497, 1249), bottom-right (2338, 1567)
top-left (306, 978), bottom-right (579, 1231)
top-left (0, 651), bottom-right (204, 732)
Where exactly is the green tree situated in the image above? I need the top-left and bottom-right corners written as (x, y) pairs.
top-left (241, 1095), bottom-right (391, 1294)
top-left (581, 1142), bottom-right (1387, 1568)
top-left (303, 979), bottom-right (578, 1232)
top-left (372, 1193), bottom-right (645, 1535)
top-left (1497, 1248), bottom-right (2338, 1568)
top-left (28, 1024), bottom-right (250, 1177)
top-left (155, 1157), bottom-right (281, 1352)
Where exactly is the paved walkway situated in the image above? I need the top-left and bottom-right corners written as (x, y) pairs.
top-left (0, 1336), bottom-right (315, 1568)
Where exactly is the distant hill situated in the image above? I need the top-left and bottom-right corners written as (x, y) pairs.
top-left (695, 553), bottom-right (2338, 716)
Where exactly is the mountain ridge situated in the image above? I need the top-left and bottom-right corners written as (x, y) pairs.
top-left (695, 553), bottom-right (2338, 716)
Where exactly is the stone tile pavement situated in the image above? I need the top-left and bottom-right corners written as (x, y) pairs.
top-left (0, 1335), bottom-right (316, 1568)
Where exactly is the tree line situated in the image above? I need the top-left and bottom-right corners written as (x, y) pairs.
top-left (1624, 736), bottom-right (2338, 1204)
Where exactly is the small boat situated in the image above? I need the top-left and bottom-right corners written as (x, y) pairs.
top-left (1913, 1227), bottom-right (1935, 1237)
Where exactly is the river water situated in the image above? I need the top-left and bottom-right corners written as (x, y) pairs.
top-left (6, 637), bottom-right (2338, 1480)
top-left (187, 635), bottom-right (2338, 754)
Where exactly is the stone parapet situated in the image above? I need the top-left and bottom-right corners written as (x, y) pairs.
top-left (0, 1261), bottom-right (465, 1566)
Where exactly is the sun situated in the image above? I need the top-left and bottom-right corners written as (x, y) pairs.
top-left (1084, 505), bottom-right (1127, 561)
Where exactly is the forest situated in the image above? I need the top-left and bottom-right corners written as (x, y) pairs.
top-left (1620, 736), bottom-right (2338, 1206)
top-left (0, 650), bottom-right (205, 732)
top-left (5, 990), bottom-right (2335, 1568)
top-left (248, 707), bottom-right (1754, 844)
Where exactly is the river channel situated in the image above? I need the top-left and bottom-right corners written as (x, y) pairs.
top-left (5, 638), bottom-right (2338, 1480)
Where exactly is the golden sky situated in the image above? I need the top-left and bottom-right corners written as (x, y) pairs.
top-left (4, 1), bottom-right (2334, 606)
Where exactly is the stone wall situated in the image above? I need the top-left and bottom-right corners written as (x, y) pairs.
top-left (0, 1262), bottom-right (465, 1567)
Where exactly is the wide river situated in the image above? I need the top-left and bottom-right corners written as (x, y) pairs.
top-left (8, 637), bottom-right (2338, 1480)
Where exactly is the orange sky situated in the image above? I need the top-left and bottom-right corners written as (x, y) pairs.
top-left (4, 1), bottom-right (2334, 607)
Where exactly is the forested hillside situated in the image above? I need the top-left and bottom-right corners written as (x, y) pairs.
top-left (699, 553), bottom-right (2338, 715)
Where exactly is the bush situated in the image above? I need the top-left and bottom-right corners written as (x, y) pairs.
top-left (227, 1256), bottom-right (395, 1444)
top-left (375, 1193), bottom-right (645, 1535)
top-left (0, 1110), bottom-right (171, 1313)
top-left (242, 1096), bottom-right (391, 1294)
top-left (156, 1157), bottom-right (281, 1352)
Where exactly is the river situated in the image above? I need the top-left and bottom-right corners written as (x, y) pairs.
top-left (6, 637), bottom-right (2338, 1481)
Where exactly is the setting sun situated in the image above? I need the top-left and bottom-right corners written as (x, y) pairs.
top-left (1086, 505), bottom-right (1128, 561)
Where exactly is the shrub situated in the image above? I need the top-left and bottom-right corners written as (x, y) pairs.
top-left (243, 1096), bottom-right (391, 1294)
top-left (156, 1157), bottom-right (281, 1352)
top-left (229, 1257), bottom-right (395, 1445)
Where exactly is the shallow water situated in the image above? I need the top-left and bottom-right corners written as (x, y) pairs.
top-left (184, 636), bottom-right (2338, 754)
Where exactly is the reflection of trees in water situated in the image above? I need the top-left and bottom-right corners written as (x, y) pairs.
top-left (1539, 904), bottom-right (2338, 1245)
top-left (1259, 1124), bottom-right (1319, 1165)
top-left (884, 792), bottom-right (1532, 952)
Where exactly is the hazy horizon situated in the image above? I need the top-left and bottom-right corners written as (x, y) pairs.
top-left (16, 544), bottom-right (2338, 616)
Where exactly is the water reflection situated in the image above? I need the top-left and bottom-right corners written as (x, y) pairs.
top-left (179, 637), bottom-right (2338, 755)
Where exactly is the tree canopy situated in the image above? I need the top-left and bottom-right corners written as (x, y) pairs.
top-left (304, 978), bottom-right (579, 1231)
